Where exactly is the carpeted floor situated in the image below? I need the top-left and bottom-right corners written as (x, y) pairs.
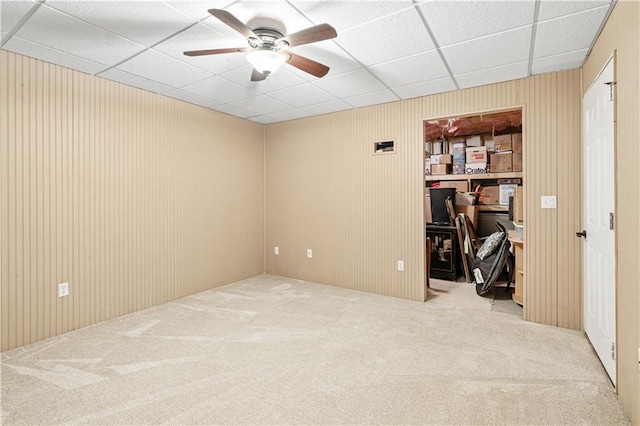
top-left (0, 274), bottom-right (629, 425)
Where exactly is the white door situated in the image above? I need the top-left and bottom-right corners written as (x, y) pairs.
top-left (582, 59), bottom-right (616, 386)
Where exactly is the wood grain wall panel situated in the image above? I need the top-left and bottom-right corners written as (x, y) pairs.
top-left (0, 50), bottom-right (265, 352)
top-left (583, 1), bottom-right (640, 422)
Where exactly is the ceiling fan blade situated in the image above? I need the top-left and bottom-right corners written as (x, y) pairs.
top-left (277, 23), bottom-right (337, 47)
top-left (208, 9), bottom-right (262, 44)
top-left (283, 51), bottom-right (330, 78)
top-left (251, 68), bottom-right (267, 82)
top-left (184, 47), bottom-right (249, 57)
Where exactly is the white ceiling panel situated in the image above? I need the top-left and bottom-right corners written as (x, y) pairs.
top-left (248, 115), bottom-right (279, 124)
top-left (268, 83), bottom-right (334, 108)
top-left (182, 75), bottom-right (259, 103)
top-left (288, 0), bottom-right (414, 31)
top-left (393, 76), bottom-right (457, 100)
top-left (531, 49), bottom-right (589, 75)
top-left (229, 94), bottom-right (293, 115)
top-left (442, 26), bottom-right (531, 75)
top-left (45, 1), bottom-right (195, 48)
top-left (538, 0), bottom-right (611, 22)
top-left (265, 108), bottom-right (314, 122)
top-left (117, 49), bottom-right (211, 88)
top-left (312, 68), bottom-right (387, 98)
top-left (282, 40), bottom-right (361, 80)
top-left (369, 50), bottom-right (449, 88)
top-left (456, 61), bottom-right (528, 90)
top-left (302, 99), bottom-right (352, 116)
top-left (212, 103), bottom-right (256, 118)
top-left (1, 0), bottom-right (37, 35)
top-left (534, 6), bottom-right (610, 58)
top-left (420, 0), bottom-right (535, 47)
top-left (153, 23), bottom-right (247, 74)
top-left (15, 5), bottom-right (144, 66)
top-left (335, 8), bottom-right (435, 66)
top-left (163, 89), bottom-right (220, 108)
top-left (225, 1), bottom-right (313, 36)
top-left (344, 89), bottom-right (399, 109)
top-left (3, 36), bottom-right (107, 75)
top-left (164, 1), bottom-right (236, 21)
top-left (219, 64), bottom-right (306, 93)
top-left (99, 68), bottom-right (174, 94)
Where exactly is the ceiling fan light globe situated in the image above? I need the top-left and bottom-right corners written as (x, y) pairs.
top-left (247, 50), bottom-right (288, 75)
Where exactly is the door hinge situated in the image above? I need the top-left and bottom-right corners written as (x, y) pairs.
top-left (604, 81), bottom-right (615, 101)
top-left (611, 342), bottom-right (616, 360)
top-left (610, 212), bottom-right (614, 230)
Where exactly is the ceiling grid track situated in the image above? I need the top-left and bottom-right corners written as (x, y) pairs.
top-left (0, 1), bottom-right (43, 48)
top-left (527, 0), bottom-right (542, 77)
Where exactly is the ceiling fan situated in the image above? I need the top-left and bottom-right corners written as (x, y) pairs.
top-left (184, 9), bottom-right (337, 81)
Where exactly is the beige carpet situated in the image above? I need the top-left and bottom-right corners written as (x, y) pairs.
top-left (1, 274), bottom-right (629, 425)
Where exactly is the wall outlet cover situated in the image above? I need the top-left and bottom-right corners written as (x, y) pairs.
top-left (58, 282), bottom-right (69, 298)
top-left (541, 195), bottom-right (557, 209)
top-left (397, 260), bottom-right (404, 271)
top-left (306, 249), bottom-right (312, 259)
top-left (274, 246), bottom-right (279, 255)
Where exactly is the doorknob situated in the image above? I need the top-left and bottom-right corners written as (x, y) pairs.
top-left (576, 230), bottom-right (587, 238)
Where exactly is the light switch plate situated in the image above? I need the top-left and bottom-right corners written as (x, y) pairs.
top-left (306, 249), bottom-right (312, 259)
top-left (397, 260), bottom-right (404, 271)
top-left (58, 282), bottom-right (69, 298)
top-left (541, 195), bottom-right (557, 209)
top-left (274, 246), bottom-right (279, 255)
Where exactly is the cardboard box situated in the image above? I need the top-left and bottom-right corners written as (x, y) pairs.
top-left (430, 154), bottom-right (452, 164)
top-left (514, 185), bottom-right (523, 224)
top-left (455, 204), bottom-right (479, 228)
top-left (493, 134), bottom-right (512, 152)
top-left (513, 152), bottom-right (523, 172)
top-left (490, 151), bottom-right (513, 172)
top-left (466, 146), bottom-right (487, 163)
top-left (466, 135), bottom-right (482, 147)
top-left (512, 133), bottom-right (522, 153)
top-left (425, 159), bottom-right (431, 176)
top-left (449, 139), bottom-right (466, 155)
top-left (499, 184), bottom-right (518, 206)
top-left (455, 192), bottom-right (477, 205)
top-left (440, 180), bottom-right (469, 192)
top-left (431, 164), bottom-right (450, 175)
top-left (452, 159), bottom-right (466, 174)
top-left (451, 141), bottom-right (466, 161)
top-left (465, 162), bottom-right (488, 174)
top-left (424, 194), bottom-right (432, 223)
top-left (483, 135), bottom-right (494, 151)
top-left (478, 186), bottom-right (500, 205)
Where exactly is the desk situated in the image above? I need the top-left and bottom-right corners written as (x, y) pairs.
top-left (507, 230), bottom-right (524, 306)
top-left (426, 224), bottom-right (460, 281)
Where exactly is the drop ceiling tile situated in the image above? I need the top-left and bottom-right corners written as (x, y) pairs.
top-left (248, 115), bottom-right (279, 124)
top-left (99, 68), bottom-right (174, 94)
top-left (538, 0), bottom-right (611, 22)
top-left (211, 103), bottom-right (255, 118)
top-left (393, 76), bottom-right (457, 99)
top-left (420, 0), bottom-right (535, 47)
top-left (117, 49), bottom-right (212, 88)
top-left (302, 99), bottom-right (352, 115)
top-left (335, 8), bottom-right (435, 66)
top-left (219, 64), bottom-right (306, 93)
top-left (369, 50), bottom-right (449, 88)
top-left (531, 49), bottom-right (588, 75)
top-left (45, 1), bottom-right (195, 47)
top-left (182, 75), bottom-right (259, 103)
top-left (344, 89), bottom-right (399, 109)
top-left (441, 26), bottom-right (531, 75)
top-left (312, 68), bottom-right (386, 99)
top-left (266, 108), bottom-right (314, 122)
top-left (224, 1), bottom-right (313, 36)
top-left (534, 6), bottom-right (609, 58)
top-left (164, 1), bottom-right (236, 21)
top-left (281, 40), bottom-right (361, 81)
top-left (268, 83), bottom-right (334, 108)
top-left (229, 95), bottom-right (293, 115)
top-left (288, 0), bottom-right (413, 31)
top-left (455, 61), bottom-right (528, 90)
top-left (163, 89), bottom-right (220, 108)
top-left (153, 23), bottom-right (247, 74)
top-left (1, 0), bottom-right (37, 35)
top-left (3, 36), bottom-right (107, 75)
top-left (15, 5), bottom-right (145, 66)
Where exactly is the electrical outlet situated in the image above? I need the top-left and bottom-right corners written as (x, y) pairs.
top-left (397, 260), bottom-right (404, 271)
top-left (306, 249), bottom-right (313, 259)
top-left (540, 195), bottom-right (557, 209)
top-left (58, 282), bottom-right (69, 298)
top-left (274, 246), bottom-right (279, 255)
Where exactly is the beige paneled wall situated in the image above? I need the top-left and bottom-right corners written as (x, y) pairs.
top-left (266, 100), bottom-right (425, 301)
top-left (265, 70), bottom-right (582, 323)
top-left (0, 51), bottom-right (265, 352)
top-left (583, 1), bottom-right (640, 423)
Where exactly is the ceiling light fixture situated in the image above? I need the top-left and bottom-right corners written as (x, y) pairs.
top-left (247, 49), bottom-right (289, 76)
